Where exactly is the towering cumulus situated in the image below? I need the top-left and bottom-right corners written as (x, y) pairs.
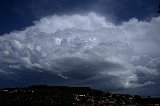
top-left (0, 13), bottom-right (160, 96)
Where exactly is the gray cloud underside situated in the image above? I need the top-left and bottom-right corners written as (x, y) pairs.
top-left (0, 13), bottom-right (160, 95)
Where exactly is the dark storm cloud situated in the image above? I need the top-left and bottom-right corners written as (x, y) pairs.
top-left (0, 13), bottom-right (160, 96)
top-left (55, 57), bottom-right (125, 82)
top-left (0, 0), bottom-right (158, 35)
top-left (21, 0), bottom-right (159, 21)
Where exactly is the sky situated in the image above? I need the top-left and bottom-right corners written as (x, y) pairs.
top-left (0, 0), bottom-right (160, 96)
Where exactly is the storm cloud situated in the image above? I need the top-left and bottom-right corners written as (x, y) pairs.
top-left (0, 13), bottom-right (160, 95)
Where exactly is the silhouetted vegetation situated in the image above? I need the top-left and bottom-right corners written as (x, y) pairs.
top-left (0, 85), bottom-right (160, 106)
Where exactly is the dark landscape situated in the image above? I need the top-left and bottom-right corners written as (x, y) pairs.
top-left (0, 85), bottom-right (160, 106)
top-left (0, 1), bottom-right (160, 106)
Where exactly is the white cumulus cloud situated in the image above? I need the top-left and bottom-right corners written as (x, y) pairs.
top-left (0, 12), bottom-right (160, 95)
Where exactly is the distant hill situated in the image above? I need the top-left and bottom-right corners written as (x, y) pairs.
top-left (0, 85), bottom-right (160, 106)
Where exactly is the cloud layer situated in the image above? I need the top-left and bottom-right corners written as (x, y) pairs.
top-left (0, 13), bottom-right (160, 95)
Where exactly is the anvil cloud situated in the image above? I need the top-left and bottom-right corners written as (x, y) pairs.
top-left (0, 13), bottom-right (160, 95)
